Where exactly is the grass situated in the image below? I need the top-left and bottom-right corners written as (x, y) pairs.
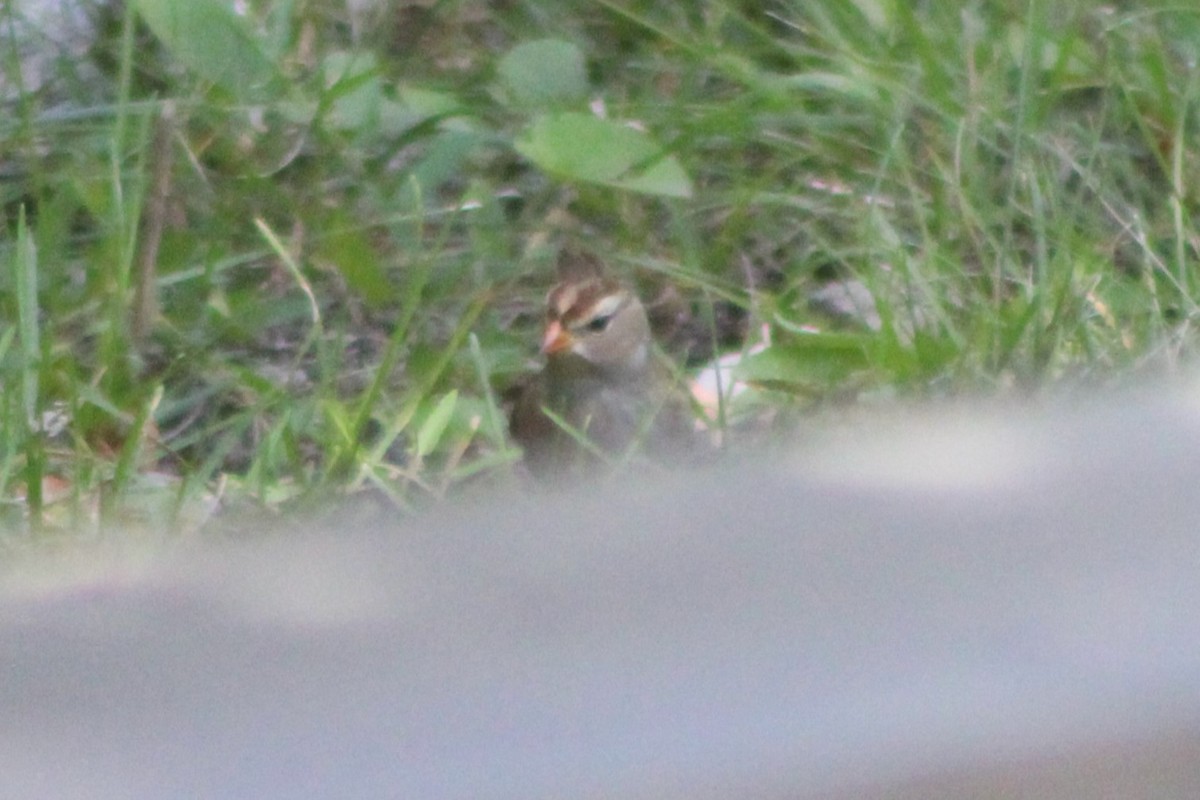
top-left (1, 0), bottom-right (1198, 535)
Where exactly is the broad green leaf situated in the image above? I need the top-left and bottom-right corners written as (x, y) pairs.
top-left (399, 87), bottom-right (464, 117)
top-left (323, 52), bottom-right (382, 132)
top-left (315, 223), bottom-right (392, 307)
top-left (497, 39), bottom-right (588, 109)
top-left (735, 335), bottom-right (871, 388)
top-left (409, 130), bottom-right (487, 192)
top-left (516, 112), bottom-right (693, 198)
top-left (134, 0), bottom-right (277, 99)
top-left (376, 89), bottom-right (468, 140)
top-left (416, 390), bottom-right (459, 458)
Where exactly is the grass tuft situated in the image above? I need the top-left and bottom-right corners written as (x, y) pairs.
top-left (1, 0), bottom-right (1198, 533)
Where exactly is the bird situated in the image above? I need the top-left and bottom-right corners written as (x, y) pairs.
top-left (509, 249), bottom-right (696, 482)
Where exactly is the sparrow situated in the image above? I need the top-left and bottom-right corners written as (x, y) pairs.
top-left (509, 249), bottom-right (695, 481)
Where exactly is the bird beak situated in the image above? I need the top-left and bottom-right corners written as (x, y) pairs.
top-left (541, 320), bottom-right (573, 354)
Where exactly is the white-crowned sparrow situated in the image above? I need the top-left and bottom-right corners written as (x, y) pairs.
top-left (509, 250), bottom-right (694, 480)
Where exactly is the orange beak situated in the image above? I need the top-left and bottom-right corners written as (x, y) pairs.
top-left (540, 320), bottom-right (573, 354)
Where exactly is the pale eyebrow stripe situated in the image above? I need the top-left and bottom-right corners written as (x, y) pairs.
top-left (550, 285), bottom-right (579, 316)
top-left (587, 291), bottom-right (625, 320)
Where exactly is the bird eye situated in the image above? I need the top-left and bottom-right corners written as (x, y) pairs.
top-left (584, 314), bottom-right (611, 333)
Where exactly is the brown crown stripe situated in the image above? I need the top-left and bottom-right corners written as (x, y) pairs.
top-left (548, 279), bottom-right (625, 323)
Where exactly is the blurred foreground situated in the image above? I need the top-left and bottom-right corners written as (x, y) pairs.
top-left (3, 381), bottom-right (1200, 798)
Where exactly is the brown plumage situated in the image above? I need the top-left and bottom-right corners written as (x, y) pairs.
top-left (509, 250), bottom-right (694, 481)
